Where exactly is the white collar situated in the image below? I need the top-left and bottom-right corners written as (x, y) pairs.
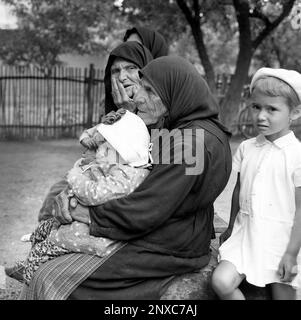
top-left (255, 131), bottom-right (298, 149)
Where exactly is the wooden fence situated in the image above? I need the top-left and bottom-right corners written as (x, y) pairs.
top-left (0, 67), bottom-right (240, 140)
top-left (0, 64), bottom-right (105, 139)
top-left (2, 67), bottom-right (299, 140)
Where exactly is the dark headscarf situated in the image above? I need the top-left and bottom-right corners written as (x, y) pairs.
top-left (139, 56), bottom-right (230, 135)
top-left (104, 41), bottom-right (153, 114)
top-left (123, 26), bottom-right (169, 59)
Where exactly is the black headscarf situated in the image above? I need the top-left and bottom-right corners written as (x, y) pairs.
top-left (139, 56), bottom-right (230, 135)
top-left (123, 26), bottom-right (169, 59)
top-left (104, 41), bottom-right (153, 114)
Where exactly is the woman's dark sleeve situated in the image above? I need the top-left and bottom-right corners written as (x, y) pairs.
top-left (89, 162), bottom-right (199, 240)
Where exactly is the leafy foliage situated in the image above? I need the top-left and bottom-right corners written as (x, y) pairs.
top-left (254, 19), bottom-right (301, 72)
top-left (119, 1), bottom-right (296, 74)
top-left (0, 0), bottom-right (128, 69)
top-left (119, 0), bottom-right (187, 43)
top-left (1, 0), bottom-right (299, 129)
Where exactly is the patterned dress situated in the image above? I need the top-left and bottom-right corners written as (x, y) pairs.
top-left (22, 159), bottom-right (150, 284)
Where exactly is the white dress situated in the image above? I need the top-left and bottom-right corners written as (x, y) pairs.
top-left (219, 131), bottom-right (301, 288)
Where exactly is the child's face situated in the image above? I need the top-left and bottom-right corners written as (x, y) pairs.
top-left (96, 141), bottom-right (127, 165)
top-left (250, 89), bottom-right (292, 142)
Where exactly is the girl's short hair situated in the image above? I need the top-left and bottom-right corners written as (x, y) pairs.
top-left (251, 76), bottom-right (300, 109)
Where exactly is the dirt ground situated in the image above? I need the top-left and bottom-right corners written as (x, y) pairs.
top-left (2, 137), bottom-right (299, 300)
top-left (0, 139), bottom-right (83, 299)
top-left (0, 137), bottom-right (241, 299)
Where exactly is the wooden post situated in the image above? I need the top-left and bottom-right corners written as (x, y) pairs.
top-left (86, 63), bottom-right (95, 128)
top-left (53, 67), bottom-right (57, 138)
top-left (0, 67), bottom-right (6, 126)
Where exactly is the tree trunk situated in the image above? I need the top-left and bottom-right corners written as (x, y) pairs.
top-left (191, 27), bottom-right (217, 95)
top-left (176, 0), bottom-right (295, 132)
top-left (220, 50), bottom-right (252, 132)
top-left (176, 0), bottom-right (216, 94)
top-left (220, 0), bottom-right (252, 132)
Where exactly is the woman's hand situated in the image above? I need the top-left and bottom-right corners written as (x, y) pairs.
top-left (70, 203), bottom-right (91, 225)
top-left (81, 137), bottom-right (99, 149)
top-left (219, 227), bottom-right (233, 245)
top-left (111, 77), bottom-right (138, 112)
top-left (92, 131), bottom-right (104, 145)
top-left (53, 190), bottom-right (73, 224)
top-left (278, 252), bottom-right (298, 283)
top-left (80, 149), bottom-right (96, 166)
top-left (101, 108), bottom-right (127, 125)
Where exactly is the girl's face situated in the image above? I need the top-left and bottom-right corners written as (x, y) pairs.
top-left (250, 88), bottom-right (292, 142)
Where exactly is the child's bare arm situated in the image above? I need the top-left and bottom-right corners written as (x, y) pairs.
top-left (219, 173), bottom-right (240, 245)
top-left (79, 129), bottom-right (90, 142)
top-left (286, 186), bottom-right (301, 255)
top-left (278, 186), bottom-right (301, 282)
top-left (81, 137), bottom-right (98, 149)
top-left (80, 126), bottom-right (99, 149)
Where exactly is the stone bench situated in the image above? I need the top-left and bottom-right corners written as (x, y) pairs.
top-left (161, 214), bottom-right (271, 300)
top-left (1, 214), bottom-right (270, 300)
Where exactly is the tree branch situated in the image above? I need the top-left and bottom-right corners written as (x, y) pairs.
top-left (249, 7), bottom-right (271, 26)
top-left (176, 0), bottom-right (216, 92)
top-left (232, 0), bottom-right (252, 49)
top-left (176, 0), bottom-right (194, 26)
top-left (252, 0), bottom-right (295, 49)
top-left (193, 0), bottom-right (200, 26)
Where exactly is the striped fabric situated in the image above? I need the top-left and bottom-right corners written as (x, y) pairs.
top-left (19, 242), bottom-right (126, 300)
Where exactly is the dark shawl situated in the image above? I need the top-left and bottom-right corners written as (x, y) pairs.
top-left (140, 56), bottom-right (231, 135)
top-left (90, 56), bottom-right (232, 242)
top-left (39, 56), bottom-right (232, 301)
top-left (104, 41), bottom-right (153, 114)
top-left (123, 26), bottom-right (169, 58)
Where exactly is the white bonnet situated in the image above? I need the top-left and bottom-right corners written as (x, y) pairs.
top-left (96, 110), bottom-right (151, 167)
top-left (250, 67), bottom-right (301, 103)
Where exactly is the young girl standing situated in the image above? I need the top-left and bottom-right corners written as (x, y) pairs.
top-left (212, 68), bottom-right (301, 300)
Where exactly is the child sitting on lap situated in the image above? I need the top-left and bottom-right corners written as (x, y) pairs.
top-left (5, 109), bottom-right (153, 285)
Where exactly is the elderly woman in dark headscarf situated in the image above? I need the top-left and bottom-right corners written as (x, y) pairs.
top-left (19, 56), bottom-right (232, 300)
top-left (34, 41), bottom-right (153, 223)
top-left (104, 41), bottom-right (153, 114)
top-left (124, 26), bottom-right (169, 59)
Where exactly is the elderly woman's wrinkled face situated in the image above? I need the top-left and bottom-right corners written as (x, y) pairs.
top-left (111, 57), bottom-right (140, 98)
top-left (133, 78), bottom-right (168, 127)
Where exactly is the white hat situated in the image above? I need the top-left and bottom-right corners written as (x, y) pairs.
top-left (250, 67), bottom-right (301, 103)
top-left (96, 110), bottom-right (151, 167)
